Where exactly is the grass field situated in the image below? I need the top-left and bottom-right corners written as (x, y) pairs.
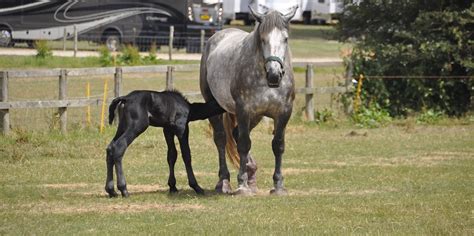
top-left (0, 119), bottom-right (473, 234)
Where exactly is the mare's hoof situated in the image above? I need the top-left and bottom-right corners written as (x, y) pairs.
top-left (270, 188), bottom-right (288, 196)
top-left (248, 180), bottom-right (258, 194)
top-left (215, 179), bottom-right (232, 194)
top-left (233, 186), bottom-right (255, 196)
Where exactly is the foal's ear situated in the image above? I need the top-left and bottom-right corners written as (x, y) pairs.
top-left (282, 5), bottom-right (299, 23)
top-left (249, 5), bottom-right (264, 23)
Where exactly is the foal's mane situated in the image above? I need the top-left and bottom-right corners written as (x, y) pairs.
top-left (162, 90), bottom-right (190, 104)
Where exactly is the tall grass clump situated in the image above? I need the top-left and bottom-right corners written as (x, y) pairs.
top-left (34, 40), bottom-right (53, 59)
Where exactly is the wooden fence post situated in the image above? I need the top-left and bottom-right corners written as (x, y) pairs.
top-left (114, 67), bottom-right (122, 98)
top-left (200, 29), bottom-right (205, 53)
top-left (59, 69), bottom-right (67, 134)
top-left (345, 59), bottom-right (354, 114)
top-left (305, 64), bottom-right (314, 121)
top-left (168, 26), bottom-right (174, 61)
top-left (63, 27), bottom-right (67, 51)
top-left (73, 25), bottom-right (78, 58)
top-left (166, 66), bottom-right (174, 90)
top-left (0, 71), bottom-right (10, 135)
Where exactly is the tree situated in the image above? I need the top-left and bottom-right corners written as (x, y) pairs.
top-left (338, 1), bottom-right (473, 116)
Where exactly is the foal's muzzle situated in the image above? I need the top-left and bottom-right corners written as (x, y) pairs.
top-left (265, 56), bottom-right (285, 88)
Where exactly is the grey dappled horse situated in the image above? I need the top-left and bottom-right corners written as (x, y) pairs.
top-left (200, 5), bottom-right (298, 195)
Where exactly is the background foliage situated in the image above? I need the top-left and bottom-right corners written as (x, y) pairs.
top-left (338, 1), bottom-right (473, 116)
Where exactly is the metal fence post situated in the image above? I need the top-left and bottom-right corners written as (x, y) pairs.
top-left (59, 69), bottom-right (67, 134)
top-left (166, 66), bottom-right (174, 90)
top-left (0, 71), bottom-right (10, 135)
top-left (168, 26), bottom-right (174, 60)
top-left (305, 64), bottom-right (314, 121)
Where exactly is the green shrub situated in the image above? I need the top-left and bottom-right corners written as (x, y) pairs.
top-left (143, 42), bottom-right (158, 63)
top-left (34, 40), bottom-right (52, 59)
top-left (352, 103), bottom-right (392, 128)
top-left (118, 44), bottom-right (141, 65)
top-left (314, 108), bottom-right (334, 124)
top-left (416, 109), bottom-right (445, 124)
top-left (339, 2), bottom-right (473, 117)
top-left (98, 46), bottom-right (113, 66)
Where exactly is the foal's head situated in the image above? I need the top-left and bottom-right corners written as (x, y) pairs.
top-left (250, 5), bottom-right (298, 88)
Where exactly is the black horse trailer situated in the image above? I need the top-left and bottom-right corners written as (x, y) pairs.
top-left (0, 0), bottom-right (223, 52)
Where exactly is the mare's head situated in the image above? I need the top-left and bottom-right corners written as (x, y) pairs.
top-left (250, 5), bottom-right (298, 88)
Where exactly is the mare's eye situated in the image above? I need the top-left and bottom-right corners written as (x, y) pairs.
top-left (284, 38), bottom-right (288, 43)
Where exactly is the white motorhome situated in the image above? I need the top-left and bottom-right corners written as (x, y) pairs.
top-left (223, 0), bottom-right (302, 25)
top-left (310, 0), bottom-right (344, 24)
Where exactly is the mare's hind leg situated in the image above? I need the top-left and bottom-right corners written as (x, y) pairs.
top-left (209, 115), bottom-right (232, 193)
top-left (163, 127), bottom-right (178, 193)
top-left (177, 125), bottom-right (204, 194)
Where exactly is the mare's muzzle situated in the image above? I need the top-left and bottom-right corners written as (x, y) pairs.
top-left (265, 56), bottom-right (285, 88)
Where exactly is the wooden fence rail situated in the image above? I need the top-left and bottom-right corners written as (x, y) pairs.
top-left (0, 62), bottom-right (347, 135)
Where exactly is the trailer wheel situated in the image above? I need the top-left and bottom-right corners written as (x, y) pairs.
top-left (103, 31), bottom-right (121, 52)
top-left (0, 27), bottom-right (14, 47)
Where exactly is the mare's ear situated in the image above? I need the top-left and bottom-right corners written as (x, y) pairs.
top-left (282, 5), bottom-right (299, 23)
top-left (249, 5), bottom-right (264, 23)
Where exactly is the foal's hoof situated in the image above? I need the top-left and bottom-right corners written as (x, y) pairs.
top-left (270, 188), bottom-right (288, 196)
top-left (107, 191), bottom-right (119, 198)
top-left (120, 190), bottom-right (130, 198)
top-left (193, 186), bottom-right (205, 195)
top-left (233, 186), bottom-right (255, 196)
top-left (215, 179), bottom-right (232, 194)
top-left (169, 187), bottom-right (179, 195)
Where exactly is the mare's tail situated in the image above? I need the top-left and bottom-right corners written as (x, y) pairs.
top-left (188, 100), bottom-right (226, 121)
top-left (223, 113), bottom-right (240, 169)
top-left (108, 97), bottom-right (124, 125)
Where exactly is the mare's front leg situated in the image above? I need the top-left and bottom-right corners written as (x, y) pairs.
top-left (209, 115), bottom-right (232, 193)
top-left (235, 109), bottom-right (253, 196)
top-left (163, 127), bottom-right (178, 193)
top-left (177, 125), bottom-right (204, 195)
top-left (270, 111), bottom-right (291, 195)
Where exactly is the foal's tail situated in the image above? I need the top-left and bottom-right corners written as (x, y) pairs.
top-left (108, 96), bottom-right (124, 125)
top-left (223, 113), bottom-right (240, 169)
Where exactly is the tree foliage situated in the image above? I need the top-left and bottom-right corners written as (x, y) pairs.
top-left (338, 1), bottom-right (473, 116)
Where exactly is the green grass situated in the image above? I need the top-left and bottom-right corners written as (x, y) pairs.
top-left (0, 120), bottom-right (472, 234)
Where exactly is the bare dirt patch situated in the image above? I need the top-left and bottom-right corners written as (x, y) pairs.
top-left (19, 202), bottom-right (205, 214)
top-left (289, 188), bottom-right (397, 196)
top-left (282, 168), bottom-right (336, 175)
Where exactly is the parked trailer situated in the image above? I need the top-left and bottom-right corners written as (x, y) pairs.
top-left (0, 0), bottom-right (223, 52)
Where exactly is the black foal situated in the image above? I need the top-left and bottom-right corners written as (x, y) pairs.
top-left (105, 90), bottom-right (225, 197)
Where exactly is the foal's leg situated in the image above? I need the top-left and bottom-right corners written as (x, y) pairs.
top-left (105, 116), bottom-right (128, 197)
top-left (109, 119), bottom-right (148, 197)
top-left (177, 125), bottom-right (204, 194)
top-left (209, 115), bottom-right (232, 193)
top-left (270, 112), bottom-right (291, 195)
top-left (163, 127), bottom-right (178, 193)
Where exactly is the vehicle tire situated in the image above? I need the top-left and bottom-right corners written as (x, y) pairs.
top-left (303, 12), bottom-right (311, 25)
top-left (0, 27), bottom-right (14, 47)
top-left (103, 31), bottom-right (121, 52)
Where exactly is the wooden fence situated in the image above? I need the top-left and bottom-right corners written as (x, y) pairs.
top-left (0, 61), bottom-right (348, 135)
